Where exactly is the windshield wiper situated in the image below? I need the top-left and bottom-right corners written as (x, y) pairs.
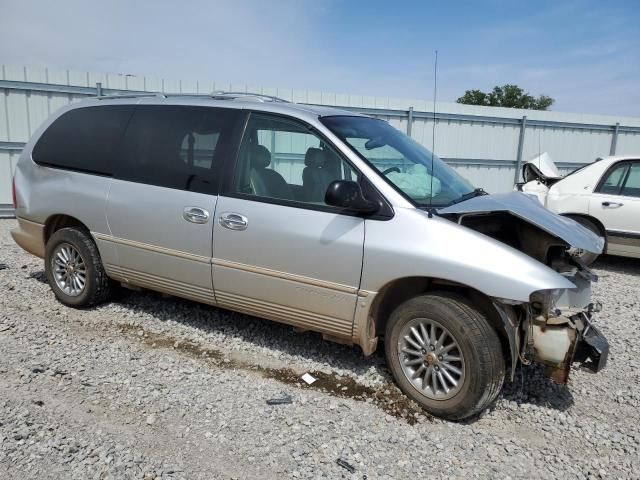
top-left (448, 188), bottom-right (488, 206)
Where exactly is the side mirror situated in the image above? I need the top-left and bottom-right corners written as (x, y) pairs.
top-left (325, 180), bottom-right (379, 214)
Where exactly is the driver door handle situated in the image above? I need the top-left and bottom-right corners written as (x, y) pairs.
top-left (219, 212), bottom-right (248, 231)
top-left (602, 201), bottom-right (623, 208)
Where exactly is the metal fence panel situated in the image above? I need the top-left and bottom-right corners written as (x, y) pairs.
top-left (0, 92), bottom-right (8, 141)
top-left (522, 125), bottom-right (614, 165)
top-left (453, 165), bottom-right (516, 194)
top-left (617, 132), bottom-right (640, 156)
top-left (6, 90), bottom-right (30, 141)
top-left (0, 150), bottom-right (17, 205)
top-left (413, 118), bottom-right (521, 162)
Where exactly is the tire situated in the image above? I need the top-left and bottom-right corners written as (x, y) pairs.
top-left (566, 216), bottom-right (603, 266)
top-left (385, 292), bottom-right (505, 421)
top-left (45, 227), bottom-right (113, 307)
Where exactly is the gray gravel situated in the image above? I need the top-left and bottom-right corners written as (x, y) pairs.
top-left (1, 218), bottom-right (639, 479)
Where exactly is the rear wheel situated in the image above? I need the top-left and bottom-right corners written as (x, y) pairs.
top-left (45, 227), bottom-right (113, 307)
top-left (385, 292), bottom-right (505, 421)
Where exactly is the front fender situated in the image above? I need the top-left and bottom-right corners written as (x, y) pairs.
top-left (361, 208), bottom-right (575, 302)
top-left (546, 191), bottom-right (591, 217)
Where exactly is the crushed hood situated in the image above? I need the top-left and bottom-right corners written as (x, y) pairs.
top-left (438, 192), bottom-right (604, 254)
top-left (522, 152), bottom-right (563, 184)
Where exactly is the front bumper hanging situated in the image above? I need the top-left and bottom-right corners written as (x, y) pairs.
top-left (531, 309), bottom-right (609, 383)
top-left (574, 320), bottom-right (609, 374)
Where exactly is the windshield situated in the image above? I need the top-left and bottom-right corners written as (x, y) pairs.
top-left (321, 116), bottom-right (475, 207)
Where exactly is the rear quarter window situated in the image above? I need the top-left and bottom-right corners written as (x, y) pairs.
top-left (32, 105), bottom-right (134, 175)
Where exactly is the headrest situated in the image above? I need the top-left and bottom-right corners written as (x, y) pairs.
top-left (304, 147), bottom-right (325, 168)
top-left (250, 144), bottom-right (271, 168)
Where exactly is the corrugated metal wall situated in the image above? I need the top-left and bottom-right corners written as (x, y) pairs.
top-left (2, 64), bottom-right (640, 213)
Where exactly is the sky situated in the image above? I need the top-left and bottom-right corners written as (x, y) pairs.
top-left (1, 0), bottom-right (639, 116)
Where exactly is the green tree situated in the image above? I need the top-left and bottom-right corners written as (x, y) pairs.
top-left (456, 84), bottom-right (554, 110)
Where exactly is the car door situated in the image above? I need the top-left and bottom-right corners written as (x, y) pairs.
top-left (212, 112), bottom-right (365, 339)
top-left (589, 160), bottom-right (640, 257)
top-left (104, 103), bottom-right (242, 303)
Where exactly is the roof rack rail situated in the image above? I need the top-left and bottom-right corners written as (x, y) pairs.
top-left (95, 91), bottom-right (291, 103)
top-left (96, 92), bottom-right (166, 100)
top-left (211, 91), bottom-right (290, 103)
top-left (163, 93), bottom-right (216, 98)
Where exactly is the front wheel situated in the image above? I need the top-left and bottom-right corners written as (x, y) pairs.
top-left (385, 293), bottom-right (505, 421)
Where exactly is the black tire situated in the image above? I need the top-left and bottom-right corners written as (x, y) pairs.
top-left (565, 216), bottom-right (603, 266)
top-left (385, 292), bottom-right (505, 421)
top-left (45, 227), bottom-right (113, 307)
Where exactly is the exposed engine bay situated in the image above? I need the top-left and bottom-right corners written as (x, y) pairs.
top-left (455, 211), bottom-right (570, 266)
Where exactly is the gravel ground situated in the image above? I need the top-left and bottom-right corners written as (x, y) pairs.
top-left (1, 218), bottom-right (639, 479)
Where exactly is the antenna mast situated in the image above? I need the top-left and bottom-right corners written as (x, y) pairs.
top-left (428, 50), bottom-right (438, 213)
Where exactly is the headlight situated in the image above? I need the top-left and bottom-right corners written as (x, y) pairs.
top-left (530, 289), bottom-right (565, 314)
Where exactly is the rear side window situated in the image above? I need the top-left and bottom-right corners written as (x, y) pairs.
top-left (116, 105), bottom-right (239, 194)
top-left (597, 162), bottom-right (630, 195)
top-left (621, 162), bottom-right (640, 198)
top-left (32, 106), bottom-right (133, 175)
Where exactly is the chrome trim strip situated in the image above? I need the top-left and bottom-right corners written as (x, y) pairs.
top-left (606, 229), bottom-right (640, 241)
top-left (212, 258), bottom-right (357, 295)
top-left (93, 232), bottom-right (211, 264)
top-left (215, 290), bottom-right (352, 337)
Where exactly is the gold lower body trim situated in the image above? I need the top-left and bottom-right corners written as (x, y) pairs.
top-left (215, 290), bottom-right (352, 338)
top-left (106, 264), bottom-right (216, 306)
top-left (11, 217), bottom-right (45, 258)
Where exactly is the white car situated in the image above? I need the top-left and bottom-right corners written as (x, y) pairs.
top-left (520, 153), bottom-right (640, 263)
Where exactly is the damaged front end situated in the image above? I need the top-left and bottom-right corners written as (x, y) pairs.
top-left (492, 280), bottom-right (609, 384)
top-left (439, 192), bottom-right (609, 383)
top-left (526, 274), bottom-right (608, 383)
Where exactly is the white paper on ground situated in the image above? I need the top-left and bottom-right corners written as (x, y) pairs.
top-left (301, 373), bottom-right (317, 385)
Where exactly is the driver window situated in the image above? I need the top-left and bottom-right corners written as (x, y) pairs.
top-left (233, 114), bottom-right (356, 205)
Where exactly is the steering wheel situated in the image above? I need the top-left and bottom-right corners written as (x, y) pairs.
top-left (381, 166), bottom-right (400, 176)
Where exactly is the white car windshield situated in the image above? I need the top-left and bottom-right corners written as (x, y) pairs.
top-left (321, 116), bottom-right (476, 207)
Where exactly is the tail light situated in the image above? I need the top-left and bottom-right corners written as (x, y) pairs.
top-left (12, 176), bottom-right (17, 209)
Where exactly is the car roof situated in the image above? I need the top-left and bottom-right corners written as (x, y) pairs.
top-left (71, 93), bottom-right (366, 124)
top-left (577, 155), bottom-right (640, 172)
top-left (598, 154), bottom-right (640, 163)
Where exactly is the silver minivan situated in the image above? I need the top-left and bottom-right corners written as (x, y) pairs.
top-left (11, 93), bottom-right (608, 420)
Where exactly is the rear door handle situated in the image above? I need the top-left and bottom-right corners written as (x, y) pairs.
top-left (219, 212), bottom-right (248, 231)
top-left (602, 201), bottom-right (623, 208)
top-left (183, 206), bottom-right (210, 224)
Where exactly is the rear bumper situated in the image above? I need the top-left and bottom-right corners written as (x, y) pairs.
top-left (10, 216), bottom-right (45, 258)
